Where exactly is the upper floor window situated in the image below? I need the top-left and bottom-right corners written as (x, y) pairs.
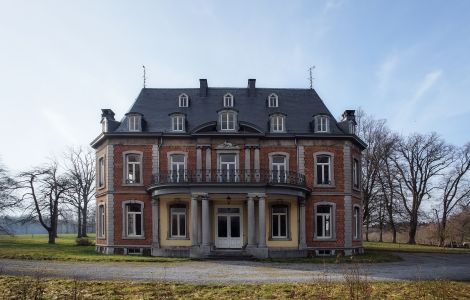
top-left (316, 155), bottom-right (331, 185)
top-left (170, 204), bottom-right (187, 238)
top-left (270, 115), bottom-right (285, 133)
top-left (223, 93), bottom-right (234, 107)
top-left (219, 153), bottom-right (238, 182)
top-left (271, 155), bottom-right (287, 183)
top-left (171, 115), bottom-right (185, 132)
top-left (220, 111), bottom-right (236, 131)
top-left (268, 93), bottom-right (278, 107)
top-left (170, 154), bottom-right (186, 183)
top-left (125, 153), bottom-right (142, 184)
top-left (353, 158), bottom-right (360, 189)
top-left (315, 115), bottom-right (329, 133)
top-left (316, 204), bottom-right (333, 239)
top-left (272, 204), bottom-right (288, 238)
top-left (125, 202), bottom-right (143, 237)
top-left (353, 206), bottom-right (361, 240)
top-left (179, 94), bottom-right (189, 107)
top-left (98, 204), bottom-right (105, 238)
top-left (128, 114), bottom-right (142, 132)
top-left (98, 157), bottom-right (105, 188)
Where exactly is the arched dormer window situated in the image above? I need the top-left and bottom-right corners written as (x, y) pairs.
top-left (218, 110), bottom-right (237, 131)
top-left (314, 115), bottom-right (330, 133)
top-left (179, 93), bottom-right (189, 107)
top-left (127, 113), bottom-right (142, 132)
top-left (223, 93), bottom-right (234, 107)
top-left (268, 93), bottom-right (278, 107)
top-left (270, 114), bottom-right (286, 133)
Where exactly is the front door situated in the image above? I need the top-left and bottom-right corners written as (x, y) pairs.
top-left (215, 206), bottom-right (243, 248)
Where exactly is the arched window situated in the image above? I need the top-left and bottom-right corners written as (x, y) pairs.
top-left (178, 94), bottom-right (189, 107)
top-left (268, 93), bottom-right (278, 107)
top-left (223, 93), bottom-right (234, 107)
top-left (219, 111), bottom-right (237, 131)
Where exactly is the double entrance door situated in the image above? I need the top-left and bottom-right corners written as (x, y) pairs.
top-left (215, 206), bottom-right (243, 249)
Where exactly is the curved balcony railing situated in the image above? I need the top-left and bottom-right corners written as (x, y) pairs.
top-left (151, 169), bottom-right (306, 187)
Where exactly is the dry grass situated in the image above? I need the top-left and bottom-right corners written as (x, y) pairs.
top-left (364, 241), bottom-right (470, 253)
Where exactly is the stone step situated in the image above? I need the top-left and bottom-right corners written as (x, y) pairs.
top-left (207, 249), bottom-right (255, 260)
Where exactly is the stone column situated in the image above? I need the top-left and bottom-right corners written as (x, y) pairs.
top-left (258, 194), bottom-right (266, 247)
top-left (191, 194), bottom-right (199, 246)
top-left (298, 197), bottom-right (307, 249)
top-left (202, 195), bottom-right (210, 247)
top-left (151, 196), bottom-right (160, 248)
top-left (247, 194), bottom-right (255, 247)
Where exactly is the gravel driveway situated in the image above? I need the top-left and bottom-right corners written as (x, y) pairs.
top-left (1, 252), bottom-right (469, 284)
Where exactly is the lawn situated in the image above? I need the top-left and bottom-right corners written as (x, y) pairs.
top-left (0, 234), bottom-right (401, 263)
top-left (0, 275), bottom-right (469, 299)
top-left (364, 241), bottom-right (470, 254)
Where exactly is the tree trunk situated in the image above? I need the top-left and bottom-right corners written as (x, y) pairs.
top-left (439, 217), bottom-right (447, 247)
top-left (391, 226), bottom-right (397, 243)
top-left (365, 222), bottom-right (370, 242)
top-left (81, 204), bottom-right (88, 237)
top-left (77, 207), bottom-right (82, 238)
top-left (379, 226), bottom-right (383, 242)
top-left (48, 230), bottom-right (55, 244)
top-left (408, 219), bottom-right (417, 244)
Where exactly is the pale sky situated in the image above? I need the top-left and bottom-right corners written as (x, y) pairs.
top-left (1, 0), bottom-right (469, 172)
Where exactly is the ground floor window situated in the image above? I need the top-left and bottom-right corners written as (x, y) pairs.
top-left (271, 205), bottom-right (288, 238)
top-left (125, 202), bottom-right (143, 237)
top-left (98, 204), bottom-right (105, 238)
top-left (353, 206), bottom-right (361, 239)
top-left (316, 204), bottom-right (333, 239)
top-left (170, 204), bottom-right (187, 238)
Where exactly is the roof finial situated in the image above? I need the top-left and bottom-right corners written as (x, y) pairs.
top-left (308, 66), bottom-right (315, 89)
top-left (142, 65), bottom-right (147, 88)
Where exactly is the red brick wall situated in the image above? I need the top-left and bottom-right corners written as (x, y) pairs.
top-left (114, 144), bottom-right (153, 190)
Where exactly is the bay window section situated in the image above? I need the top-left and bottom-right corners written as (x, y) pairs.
top-left (170, 204), bottom-right (187, 238)
top-left (272, 205), bottom-right (288, 239)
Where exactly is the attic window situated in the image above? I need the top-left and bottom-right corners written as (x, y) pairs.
top-left (179, 94), bottom-right (189, 107)
top-left (270, 114), bottom-right (285, 133)
top-left (128, 114), bottom-right (141, 132)
top-left (171, 115), bottom-right (185, 132)
top-left (219, 111), bottom-right (237, 131)
top-left (349, 122), bottom-right (356, 135)
top-left (315, 115), bottom-right (329, 133)
top-left (268, 93), bottom-right (278, 107)
top-left (223, 93), bottom-right (234, 107)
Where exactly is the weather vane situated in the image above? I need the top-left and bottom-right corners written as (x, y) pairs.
top-left (308, 66), bottom-right (315, 89)
top-left (142, 65), bottom-right (147, 88)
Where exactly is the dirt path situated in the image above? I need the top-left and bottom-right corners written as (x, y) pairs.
top-left (1, 252), bottom-right (469, 283)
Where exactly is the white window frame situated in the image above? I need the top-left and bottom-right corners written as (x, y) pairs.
top-left (353, 158), bottom-right (359, 189)
top-left (270, 154), bottom-right (287, 183)
top-left (124, 202), bottom-right (143, 238)
top-left (128, 115), bottom-right (141, 132)
top-left (353, 205), bottom-right (361, 240)
top-left (268, 93), bottom-right (278, 107)
top-left (223, 93), bottom-right (234, 107)
top-left (170, 204), bottom-right (187, 238)
top-left (98, 156), bottom-right (105, 188)
top-left (220, 111), bottom-right (236, 131)
top-left (171, 115), bottom-right (185, 132)
top-left (316, 155), bottom-right (331, 185)
top-left (270, 115), bottom-right (285, 133)
top-left (98, 204), bottom-right (105, 238)
top-left (315, 115), bottom-right (329, 133)
top-left (314, 202), bottom-right (336, 240)
top-left (178, 93), bottom-right (189, 107)
top-left (169, 153), bottom-right (186, 182)
top-left (271, 204), bottom-right (288, 239)
top-left (218, 153), bottom-right (239, 182)
top-left (124, 152), bottom-right (142, 185)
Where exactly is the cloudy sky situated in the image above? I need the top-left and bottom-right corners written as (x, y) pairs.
top-left (0, 0), bottom-right (469, 172)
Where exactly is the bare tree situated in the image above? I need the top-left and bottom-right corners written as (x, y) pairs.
top-left (64, 147), bottom-right (96, 238)
top-left (435, 142), bottom-right (470, 246)
top-left (19, 160), bottom-right (71, 244)
top-left (0, 158), bottom-right (20, 234)
top-left (393, 133), bottom-right (453, 244)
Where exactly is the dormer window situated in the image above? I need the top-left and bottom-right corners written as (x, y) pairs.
top-left (268, 93), bottom-right (278, 107)
top-left (171, 114), bottom-right (185, 132)
top-left (219, 110), bottom-right (237, 131)
top-left (101, 118), bottom-right (108, 133)
top-left (315, 115), bottom-right (329, 133)
top-left (349, 122), bottom-right (356, 135)
top-left (128, 114), bottom-right (142, 132)
top-left (223, 93), bottom-right (234, 107)
top-left (270, 114), bottom-right (285, 133)
top-left (179, 94), bottom-right (189, 107)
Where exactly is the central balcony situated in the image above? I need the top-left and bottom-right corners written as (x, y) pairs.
top-left (147, 169), bottom-right (310, 196)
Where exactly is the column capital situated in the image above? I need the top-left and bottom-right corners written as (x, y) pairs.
top-left (151, 196), bottom-right (160, 205)
top-left (191, 192), bottom-right (208, 200)
top-left (247, 193), bottom-right (266, 199)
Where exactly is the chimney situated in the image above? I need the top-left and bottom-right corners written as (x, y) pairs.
top-left (199, 79), bottom-right (208, 97)
top-left (341, 110), bottom-right (356, 123)
top-left (101, 109), bottom-right (115, 121)
top-left (248, 79), bottom-right (256, 97)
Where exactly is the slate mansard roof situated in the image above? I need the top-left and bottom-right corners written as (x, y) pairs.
top-left (93, 80), bottom-right (366, 149)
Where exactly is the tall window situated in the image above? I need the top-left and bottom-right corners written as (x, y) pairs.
top-left (172, 115), bottom-right (185, 132)
top-left (353, 206), bottom-right (361, 239)
top-left (268, 93), bottom-right (278, 107)
top-left (223, 93), bottom-right (234, 107)
top-left (316, 155), bottom-right (331, 185)
top-left (219, 154), bottom-right (237, 182)
top-left (316, 205), bottom-right (332, 238)
top-left (353, 158), bottom-right (360, 188)
top-left (125, 153), bottom-right (141, 184)
top-left (316, 115), bottom-right (329, 133)
top-left (270, 115), bottom-right (285, 133)
top-left (98, 204), bottom-right (105, 238)
top-left (98, 157), bottom-right (105, 187)
top-left (125, 203), bottom-right (143, 237)
top-left (271, 155), bottom-right (287, 183)
top-left (272, 205), bottom-right (288, 238)
top-left (170, 154), bottom-right (186, 182)
top-left (220, 111), bottom-right (236, 131)
top-left (179, 94), bottom-right (189, 107)
top-left (170, 204), bottom-right (186, 238)
top-left (128, 115), bottom-right (141, 131)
